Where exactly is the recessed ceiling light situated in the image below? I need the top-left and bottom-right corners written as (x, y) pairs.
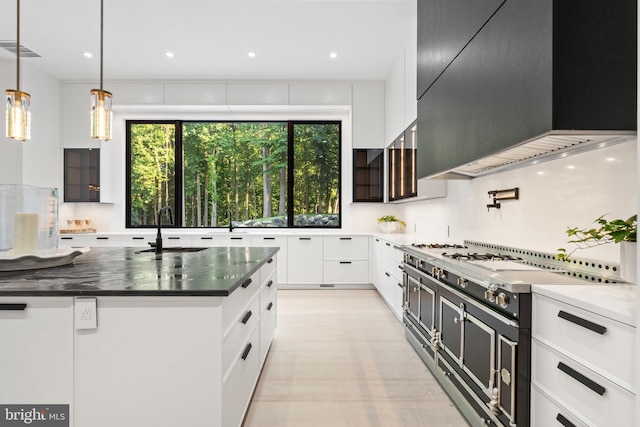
top-left (248, 52), bottom-right (256, 58)
top-left (567, 165), bottom-right (576, 169)
top-left (605, 157), bottom-right (616, 162)
top-left (82, 52), bottom-right (93, 58)
top-left (537, 171), bottom-right (545, 175)
top-left (329, 52), bottom-right (338, 59)
top-left (165, 52), bottom-right (175, 58)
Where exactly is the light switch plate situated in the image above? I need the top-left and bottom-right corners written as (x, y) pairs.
top-left (75, 297), bottom-right (97, 330)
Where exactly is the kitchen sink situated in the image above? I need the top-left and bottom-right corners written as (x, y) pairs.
top-left (136, 247), bottom-right (208, 254)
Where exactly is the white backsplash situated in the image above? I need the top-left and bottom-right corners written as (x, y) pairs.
top-left (399, 140), bottom-right (638, 263)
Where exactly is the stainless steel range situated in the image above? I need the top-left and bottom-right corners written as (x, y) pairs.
top-left (400, 241), bottom-right (621, 427)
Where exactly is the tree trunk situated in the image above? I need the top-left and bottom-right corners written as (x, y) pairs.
top-left (279, 167), bottom-right (286, 216)
top-left (262, 146), bottom-right (272, 218)
top-left (196, 172), bottom-right (201, 227)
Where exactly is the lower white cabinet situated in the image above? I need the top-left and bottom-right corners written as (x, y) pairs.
top-left (322, 236), bottom-right (369, 286)
top-left (373, 238), bottom-right (403, 320)
top-left (287, 236), bottom-right (323, 284)
top-left (0, 298), bottom-right (74, 406)
top-left (531, 292), bottom-right (636, 427)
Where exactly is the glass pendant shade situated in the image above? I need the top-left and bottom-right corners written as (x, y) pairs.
top-left (5, 89), bottom-right (31, 141)
top-left (90, 89), bottom-right (112, 141)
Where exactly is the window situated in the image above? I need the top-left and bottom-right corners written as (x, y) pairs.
top-left (126, 120), bottom-right (341, 228)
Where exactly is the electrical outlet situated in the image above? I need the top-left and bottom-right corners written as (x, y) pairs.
top-left (75, 298), bottom-right (97, 330)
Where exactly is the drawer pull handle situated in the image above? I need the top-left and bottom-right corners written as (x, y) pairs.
top-left (397, 282), bottom-right (403, 288)
top-left (241, 343), bottom-right (253, 360)
top-left (268, 258), bottom-right (274, 264)
top-left (0, 303), bottom-right (27, 311)
top-left (267, 280), bottom-right (274, 288)
top-left (263, 237), bottom-right (275, 240)
top-left (231, 237), bottom-right (243, 240)
top-left (340, 237), bottom-right (352, 240)
top-left (558, 310), bottom-right (607, 335)
top-left (385, 243), bottom-right (391, 246)
top-left (556, 413), bottom-right (576, 427)
top-left (241, 278), bottom-right (252, 288)
top-left (557, 362), bottom-right (606, 396)
top-left (61, 237), bottom-right (73, 240)
top-left (375, 239), bottom-right (380, 242)
top-left (339, 261), bottom-right (352, 264)
top-left (385, 272), bottom-right (391, 277)
top-left (299, 237), bottom-right (311, 240)
top-left (241, 310), bottom-right (252, 324)
top-left (132, 237), bottom-right (145, 240)
top-left (96, 237), bottom-right (108, 240)
top-left (168, 237), bottom-right (180, 240)
top-left (200, 237), bottom-right (213, 240)
top-left (267, 302), bottom-right (274, 311)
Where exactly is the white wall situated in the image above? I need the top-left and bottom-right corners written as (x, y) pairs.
top-left (0, 59), bottom-right (61, 188)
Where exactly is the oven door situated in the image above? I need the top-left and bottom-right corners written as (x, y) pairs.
top-left (438, 284), bottom-right (522, 425)
top-left (403, 264), bottom-right (437, 341)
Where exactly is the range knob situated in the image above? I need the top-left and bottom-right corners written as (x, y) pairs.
top-left (456, 277), bottom-right (468, 288)
top-left (496, 292), bottom-right (509, 308)
top-left (484, 289), bottom-right (495, 302)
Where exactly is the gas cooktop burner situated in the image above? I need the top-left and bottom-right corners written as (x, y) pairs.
top-left (442, 252), bottom-right (522, 261)
top-left (412, 243), bottom-right (467, 249)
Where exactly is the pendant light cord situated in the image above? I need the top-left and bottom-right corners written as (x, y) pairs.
top-left (16, 0), bottom-right (20, 90)
top-left (100, 0), bottom-right (104, 91)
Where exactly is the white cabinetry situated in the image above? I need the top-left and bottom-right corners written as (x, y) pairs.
top-left (531, 292), bottom-right (636, 427)
top-left (252, 235), bottom-right (287, 284)
top-left (0, 298), bottom-right (74, 405)
top-left (287, 236), bottom-right (323, 285)
top-left (352, 83), bottom-right (385, 149)
top-left (377, 239), bottom-right (404, 320)
top-left (322, 236), bottom-right (369, 285)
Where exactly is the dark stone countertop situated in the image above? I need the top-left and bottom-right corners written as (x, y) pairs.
top-left (0, 246), bottom-right (279, 297)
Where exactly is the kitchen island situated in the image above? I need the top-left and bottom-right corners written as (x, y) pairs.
top-left (0, 246), bottom-right (279, 427)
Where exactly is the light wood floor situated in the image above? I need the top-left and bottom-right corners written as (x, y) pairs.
top-left (243, 290), bottom-right (468, 427)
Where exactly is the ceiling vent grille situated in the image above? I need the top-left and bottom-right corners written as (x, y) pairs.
top-left (0, 41), bottom-right (41, 58)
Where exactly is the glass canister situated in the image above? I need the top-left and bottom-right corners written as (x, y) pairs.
top-left (0, 184), bottom-right (59, 256)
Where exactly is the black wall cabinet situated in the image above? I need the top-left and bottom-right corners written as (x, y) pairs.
top-left (388, 121), bottom-right (417, 202)
top-left (64, 149), bottom-right (100, 202)
top-left (417, 0), bottom-right (637, 179)
top-left (353, 149), bottom-right (384, 202)
top-left (417, 0), bottom-right (505, 99)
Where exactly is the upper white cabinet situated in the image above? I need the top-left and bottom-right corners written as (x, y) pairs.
top-left (227, 83), bottom-right (289, 105)
top-left (289, 82), bottom-right (352, 105)
top-left (164, 83), bottom-right (227, 105)
top-left (62, 84), bottom-right (99, 148)
top-left (352, 83), bottom-right (385, 148)
top-left (106, 83), bottom-right (164, 105)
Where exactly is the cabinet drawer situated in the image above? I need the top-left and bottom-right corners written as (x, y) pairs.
top-left (222, 270), bottom-right (260, 332)
top-left (121, 235), bottom-right (153, 246)
top-left (222, 325), bottom-right (260, 427)
top-left (381, 241), bottom-right (403, 273)
top-left (531, 384), bottom-right (587, 427)
top-left (532, 340), bottom-right (635, 427)
top-left (260, 295), bottom-right (277, 364)
top-left (323, 236), bottom-right (368, 259)
top-left (533, 293), bottom-right (636, 391)
top-left (222, 296), bottom-right (260, 377)
top-left (323, 260), bottom-right (369, 284)
top-left (260, 254), bottom-right (277, 286)
top-left (260, 269), bottom-right (277, 313)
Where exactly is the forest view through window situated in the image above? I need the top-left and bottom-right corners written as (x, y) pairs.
top-left (126, 120), bottom-right (341, 228)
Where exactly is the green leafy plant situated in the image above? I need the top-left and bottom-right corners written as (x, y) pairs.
top-left (377, 215), bottom-right (406, 227)
top-left (557, 214), bottom-right (637, 261)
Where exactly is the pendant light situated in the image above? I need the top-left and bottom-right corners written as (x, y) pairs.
top-left (90, 0), bottom-right (112, 141)
top-left (5, 0), bottom-right (31, 141)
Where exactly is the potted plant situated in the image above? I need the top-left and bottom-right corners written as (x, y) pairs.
top-left (557, 214), bottom-right (637, 282)
top-left (377, 215), bottom-right (406, 234)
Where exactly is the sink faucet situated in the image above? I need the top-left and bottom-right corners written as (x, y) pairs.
top-left (155, 206), bottom-right (173, 254)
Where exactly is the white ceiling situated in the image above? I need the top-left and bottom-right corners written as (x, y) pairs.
top-left (0, 0), bottom-right (415, 82)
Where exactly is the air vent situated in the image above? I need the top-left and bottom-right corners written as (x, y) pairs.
top-left (0, 41), bottom-right (41, 58)
top-left (442, 131), bottom-right (636, 178)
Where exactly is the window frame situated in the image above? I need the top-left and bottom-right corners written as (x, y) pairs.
top-left (125, 119), bottom-right (342, 229)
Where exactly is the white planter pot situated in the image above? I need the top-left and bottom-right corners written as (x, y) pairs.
top-left (379, 221), bottom-right (399, 234)
top-left (620, 241), bottom-right (637, 283)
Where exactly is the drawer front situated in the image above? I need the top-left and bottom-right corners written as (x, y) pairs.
top-left (533, 293), bottom-right (636, 391)
top-left (161, 234), bottom-right (193, 247)
top-left (222, 325), bottom-right (260, 427)
top-left (222, 270), bottom-right (260, 332)
top-left (260, 269), bottom-right (277, 313)
top-left (260, 295), bottom-right (277, 364)
top-left (260, 254), bottom-right (277, 286)
top-left (59, 234), bottom-right (89, 247)
top-left (222, 296), bottom-right (260, 377)
top-left (323, 236), bottom-right (368, 259)
top-left (532, 340), bottom-right (635, 427)
top-left (381, 241), bottom-right (402, 273)
top-left (323, 260), bottom-right (369, 284)
top-left (531, 384), bottom-right (588, 427)
top-left (121, 235), bottom-right (153, 247)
